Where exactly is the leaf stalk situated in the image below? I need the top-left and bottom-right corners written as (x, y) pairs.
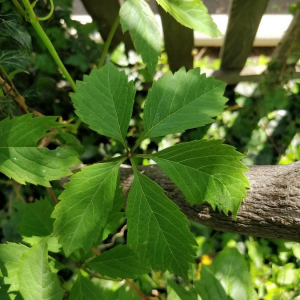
top-left (98, 15), bottom-right (120, 69)
top-left (18, 0), bottom-right (77, 91)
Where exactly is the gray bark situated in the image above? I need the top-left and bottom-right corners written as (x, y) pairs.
top-left (120, 162), bottom-right (300, 242)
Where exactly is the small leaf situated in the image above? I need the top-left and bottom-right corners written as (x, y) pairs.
top-left (52, 160), bottom-right (123, 256)
top-left (98, 186), bottom-right (125, 244)
top-left (69, 275), bottom-right (103, 300)
top-left (152, 140), bottom-right (249, 216)
top-left (18, 198), bottom-right (54, 237)
top-left (71, 63), bottom-right (135, 146)
top-left (0, 50), bottom-right (31, 73)
top-left (0, 243), bottom-right (28, 292)
top-left (142, 68), bottom-right (227, 140)
top-left (168, 280), bottom-right (198, 300)
top-left (88, 245), bottom-right (149, 279)
top-left (22, 236), bottom-right (61, 253)
top-left (195, 248), bottom-right (255, 300)
top-left (156, 0), bottom-right (222, 37)
top-left (126, 171), bottom-right (196, 278)
top-left (120, 0), bottom-right (162, 76)
top-left (0, 13), bottom-right (32, 53)
top-left (0, 114), bottom-right (81, 186)
top-left (19, 239), bottom-right (64, 300)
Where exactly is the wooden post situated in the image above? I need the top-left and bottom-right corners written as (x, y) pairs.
top-left (80, 0), bottom-right (133, 51)
top-left (220, 0), bottom-right (269, 71)
top-left (158, 6), bottom-right (194, 72)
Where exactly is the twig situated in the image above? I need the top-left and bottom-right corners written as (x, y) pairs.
top-left (0, 73), bottom-right (44, 117)
top-left (98, 15), bottom-right (120, 69)
top-left (261, 121), bottom-right (281, 157)
top-left (126, 279), bottom-right (158, 300)
top-left (0, 67), bottom-right (29, 114)
top-left (46, 187), bottom-right (58, 205)
top-left (81, 266), bottom-right (122, 282)
top-left (91, 247), bottom-right (101, 256)
top-left (99, 225), bottom-right (127, 250)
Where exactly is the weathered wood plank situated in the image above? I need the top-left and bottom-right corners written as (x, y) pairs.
top-left (80, 0), bottom-right (133, 51)
top-left (271, 10), bottom-right (300, 66)
top-left (220, 0), bottom-right (269, 71)
top-left (158, 6), bottom-right (194, 72)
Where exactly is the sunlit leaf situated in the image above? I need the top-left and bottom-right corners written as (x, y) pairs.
top-left (120, 0), bottom-right (162, 76)
top-left (126, 171), bottom-right (196, 278)
top-left (152, 140), bottom-right (249, 216)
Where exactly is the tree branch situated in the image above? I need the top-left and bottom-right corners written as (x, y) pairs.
top-left (120, 162), bottom-right (300, 242)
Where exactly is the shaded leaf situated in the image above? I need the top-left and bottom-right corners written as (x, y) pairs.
top-left (52, 160), bottom-right (123, 256)
top-left (156, 0), bottom-right (222, 37)
top-left (126, 171), bottom-right (196, 278)
top-left (152, 140), bottom-right (249, 216)
top-left (120, 0), bottom-right (162, 76)
top-left (19, 239), bottom-right (64, 300)
top-left (142, 68), bottom-right (227, 139)
top-left (0, 114), bottom-right (80, 186)
top-left (0, 50), bottom-right (31, 73)
top-left (18, 198), bottom-right (54, 237)
top-left (195, 248), bottom-right (255, 300)
top-left (69, 275), bottom-right (103, 300)
top-left (71, 63), bottom-right (135, 146)
top-left (0, 243), bottom-right (28, 292)
top-left (88, 245), bottom-right (149, 279)
top-left (0, 14), bottom-right (31, 53)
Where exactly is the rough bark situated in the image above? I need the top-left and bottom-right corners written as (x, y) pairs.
top-left (120, 162), bottom-right (300, 243)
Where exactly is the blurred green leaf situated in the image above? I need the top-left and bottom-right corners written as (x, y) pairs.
top-left (195, 247), bottom-right (255, 300)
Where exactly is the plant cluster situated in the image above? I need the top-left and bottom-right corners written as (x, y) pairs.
top-left (0, 0), bottom-right (299, 299)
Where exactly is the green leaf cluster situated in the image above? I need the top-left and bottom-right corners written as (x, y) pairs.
top-left (50, 62), bottom-right (249, 279)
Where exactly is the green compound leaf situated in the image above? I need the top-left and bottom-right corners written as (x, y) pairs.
top-left (151, 140), bottom-right (249, 216)
top-left (126, 171), bottom-right (196, 278)
top-left (142, 68), bottom-right (227, 140)
top-left (0, 243), bottom-right (28, 292)
top-left (0, 114), bottom-right (80, 187)
top-left (71, 63), bottom-right (135, 146)
top-left (52, 160), bottom-right (123, 256)
top-left (69, 275), bottom-right (103, 300)
top-left (120, 0), bottom-right (162, 76)
top-left (195, 248), bottom-right (255, 300)
top-left (19, 239), bottom-right (64, 300)
top-left (88, 244), bottom-right (149, 279)
top-left (156, 0), bottom-right (222, 37)
top-left (19, 198), bottom-right (54, 237)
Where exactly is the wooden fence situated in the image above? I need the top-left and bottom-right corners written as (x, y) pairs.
top-left (81, 0), bottom-right (300, 85)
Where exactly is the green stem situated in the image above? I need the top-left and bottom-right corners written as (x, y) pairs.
top-left (133, 154), bottom-right (151, 159)
top-left (0, 180), bottom-right (13, 185)
top-left (102, 155), bottom-right (127, 163)
top-left (20, 0), bottom-right (76, 91)
top-left (12, 0), bottom-right (26, 18)
top-left (131, 133), bottom-right (146, 153)
top-left (98, 15), bottom-right (120, 69)
top-left (81, 266), bottom-right (122, 282)
top-left (37, 0), bottom-right (54, 21)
